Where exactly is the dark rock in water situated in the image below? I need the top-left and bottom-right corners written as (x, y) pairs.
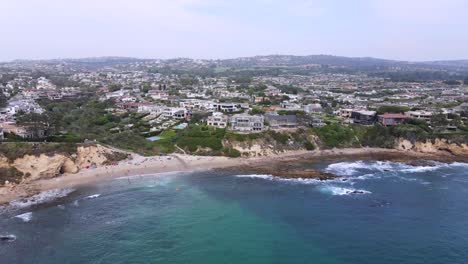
top-left (234, 160), bottom-right (339, 181)
top-left (274, 169), bottom-right (337, 180)
top-left (347, 190), bottom-right (365, 195)
top-left (0, 235), bottom-right (16, 242)
top-left (405, 160), bottom-right (437, 167)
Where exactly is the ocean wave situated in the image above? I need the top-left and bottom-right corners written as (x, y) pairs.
top-left (320, 185), bottom-right (371, 196)
top-left (9, 188), bottom-right (76, 209)
top-left (115, 171), bottom-right (185, 181)
top-left (325, 161), bottom-right (394, 176)
top-left (14, 212), bottom-right (33, 222)
top-left (325, 160), bottom-right (468, 176)
top-left (235, 174), bottom-right (324, 184)
top-left (84, 194), bottom-right (101, 200)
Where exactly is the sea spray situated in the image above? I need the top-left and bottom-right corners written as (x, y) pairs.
top-left (14, 212), bottom-right (33, 222)
top-left (9, 188), bottom-right (76, 209)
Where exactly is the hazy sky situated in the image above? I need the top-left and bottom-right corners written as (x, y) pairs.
top-left (1, 0), bottom-right (467, 61)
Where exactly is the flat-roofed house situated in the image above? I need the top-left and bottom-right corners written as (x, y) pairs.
top-left (265, 114), bottom-right (297, 129)
top-left (405, 111), bottom-right (433, 123)
top-left (230, 114), bottom-right (264, 132)
top-left (351, 110), bottom-right (376, 125)
top-left (207, 112), bottom-right (228, 128)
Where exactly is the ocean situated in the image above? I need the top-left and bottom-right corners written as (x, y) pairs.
top-left (1, 160), bottom-right (468, 264)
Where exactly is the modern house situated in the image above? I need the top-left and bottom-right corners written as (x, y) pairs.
top-left (351, 110), bottom-right (376, 125)
top-left (212, 102), bottom-right (239, 113)
top-left (207, 112), bottom-right (228, 128)
top-left (1, 123), bottom-right (49, 139)
top-left (280, 101), bottom-right (302, 110)
top-left (265, 114), bottom-right (298, 129)
top-left (303, 103), bottom-right (323, 114)
top-left (405, 111), bottom-right (433, 123)
top-left (148, 90), bottom-right (169, 100)
top-left (378, 113), bottom-right (408, 126)
top-left (230, 114), bottom-right (264, 132)
top-left (309, 116), bottom-right (326, 127)
top-left (163, 108), bottom-right (190, 119)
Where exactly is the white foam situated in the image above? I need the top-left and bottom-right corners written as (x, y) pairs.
top-left (236, 174), bottom-right (275, 180)
top-left (14, 212), bottom-right (32, 222)
top-left (235, 174), bottom-right (324, 184)
top-left (84, 194), bottom-right (101, 199)
top-left (325, 161), bottom-right (366, 176)
top-left (320, 185), bottom-right (371, 196)
top-left (326, 160), bottom-right (468, 177)
top-left (9, 188), bottom-right (75, 209)
top-left (115, 171), bottom-right (185, 180)
top-left (452, 162), bottom-right (468, 167)
top-left (400, 165), bottom-right (441, 173)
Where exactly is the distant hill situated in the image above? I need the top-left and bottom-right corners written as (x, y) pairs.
top-left (3, 55), bottom-right (468, 73)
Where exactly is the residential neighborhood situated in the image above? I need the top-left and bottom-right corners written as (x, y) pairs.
top-left (0, 56), bottom-right (467, 153)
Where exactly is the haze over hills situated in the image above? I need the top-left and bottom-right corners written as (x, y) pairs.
top-left (4, 55), bottom-right (468, 71)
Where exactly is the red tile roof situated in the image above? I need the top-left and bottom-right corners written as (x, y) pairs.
top-left (378, 113), bottom-right (408, 119)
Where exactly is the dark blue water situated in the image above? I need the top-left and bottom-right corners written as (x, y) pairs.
top-left (1, 160), bottom-right (468, 264)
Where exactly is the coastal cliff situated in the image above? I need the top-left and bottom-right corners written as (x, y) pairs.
top-left (0, 144), bottom-right (128, 186)
top-left (395, 138), bottom-right (468, 156)
top-left (223, 130), bottom-right (318, 157)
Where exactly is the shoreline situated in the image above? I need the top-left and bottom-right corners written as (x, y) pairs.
top-left (1, 148), bottom-right (466, 205)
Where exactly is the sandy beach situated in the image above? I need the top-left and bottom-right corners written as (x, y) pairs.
top-left (0, 147), bottom-right (463, 205)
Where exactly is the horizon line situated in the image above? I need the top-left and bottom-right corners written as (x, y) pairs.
top-left (2, 54), bottom-right (468, 64)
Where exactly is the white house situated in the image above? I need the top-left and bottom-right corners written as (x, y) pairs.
top-left (207, 112), bottom-right (228, 128)
top-left (230, 114), bottom-right (264, 132)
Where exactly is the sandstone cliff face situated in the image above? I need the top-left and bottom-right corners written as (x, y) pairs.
top-left (0, 144), bottom-right (127, 185)
top-left (12, 154), bottom-right (79, 181)
top-left (395, 138), bottom-right (468, 156)
top-left (226, 134), bottom-right (318, 157)
top-left (76, 145), bottom-right (114, 168)
top-left (231, 141), bottom-right (278, 157)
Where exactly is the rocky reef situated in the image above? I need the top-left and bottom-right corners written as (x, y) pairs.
top-left (240, 161), bottom-right (337, 180)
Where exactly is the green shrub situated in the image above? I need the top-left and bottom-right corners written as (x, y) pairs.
top-left (268, 131), bottom-right (289, 144)
top-left (176, 125), bottom-right (225, 152)
top-left (304, 141), bottom-right (316, 150)
top-left (361, 125), bottom-right (395, 148)
top-left (223, 148), bottom-right (241, 158)
top-left (313, 124), bottom-right (358, 148)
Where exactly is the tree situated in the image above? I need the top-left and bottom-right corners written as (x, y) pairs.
top-left (108, 84), bottom-right (122, 92)
top-left (141, 84), bottom-right (151, 93)
top-left (250, 107), bottom-right (265, 115)
top-left (0, 90), bottom-right (7, 108)
top-left (377, 105), bottom-right (410, 114)
top-left (443, 80), bottom-right (461, 86)
top-left (431, 112), bottom-right (449, 127)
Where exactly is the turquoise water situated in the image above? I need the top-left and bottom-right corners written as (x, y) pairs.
top-left (2, 160), bottom-right (468, 264)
